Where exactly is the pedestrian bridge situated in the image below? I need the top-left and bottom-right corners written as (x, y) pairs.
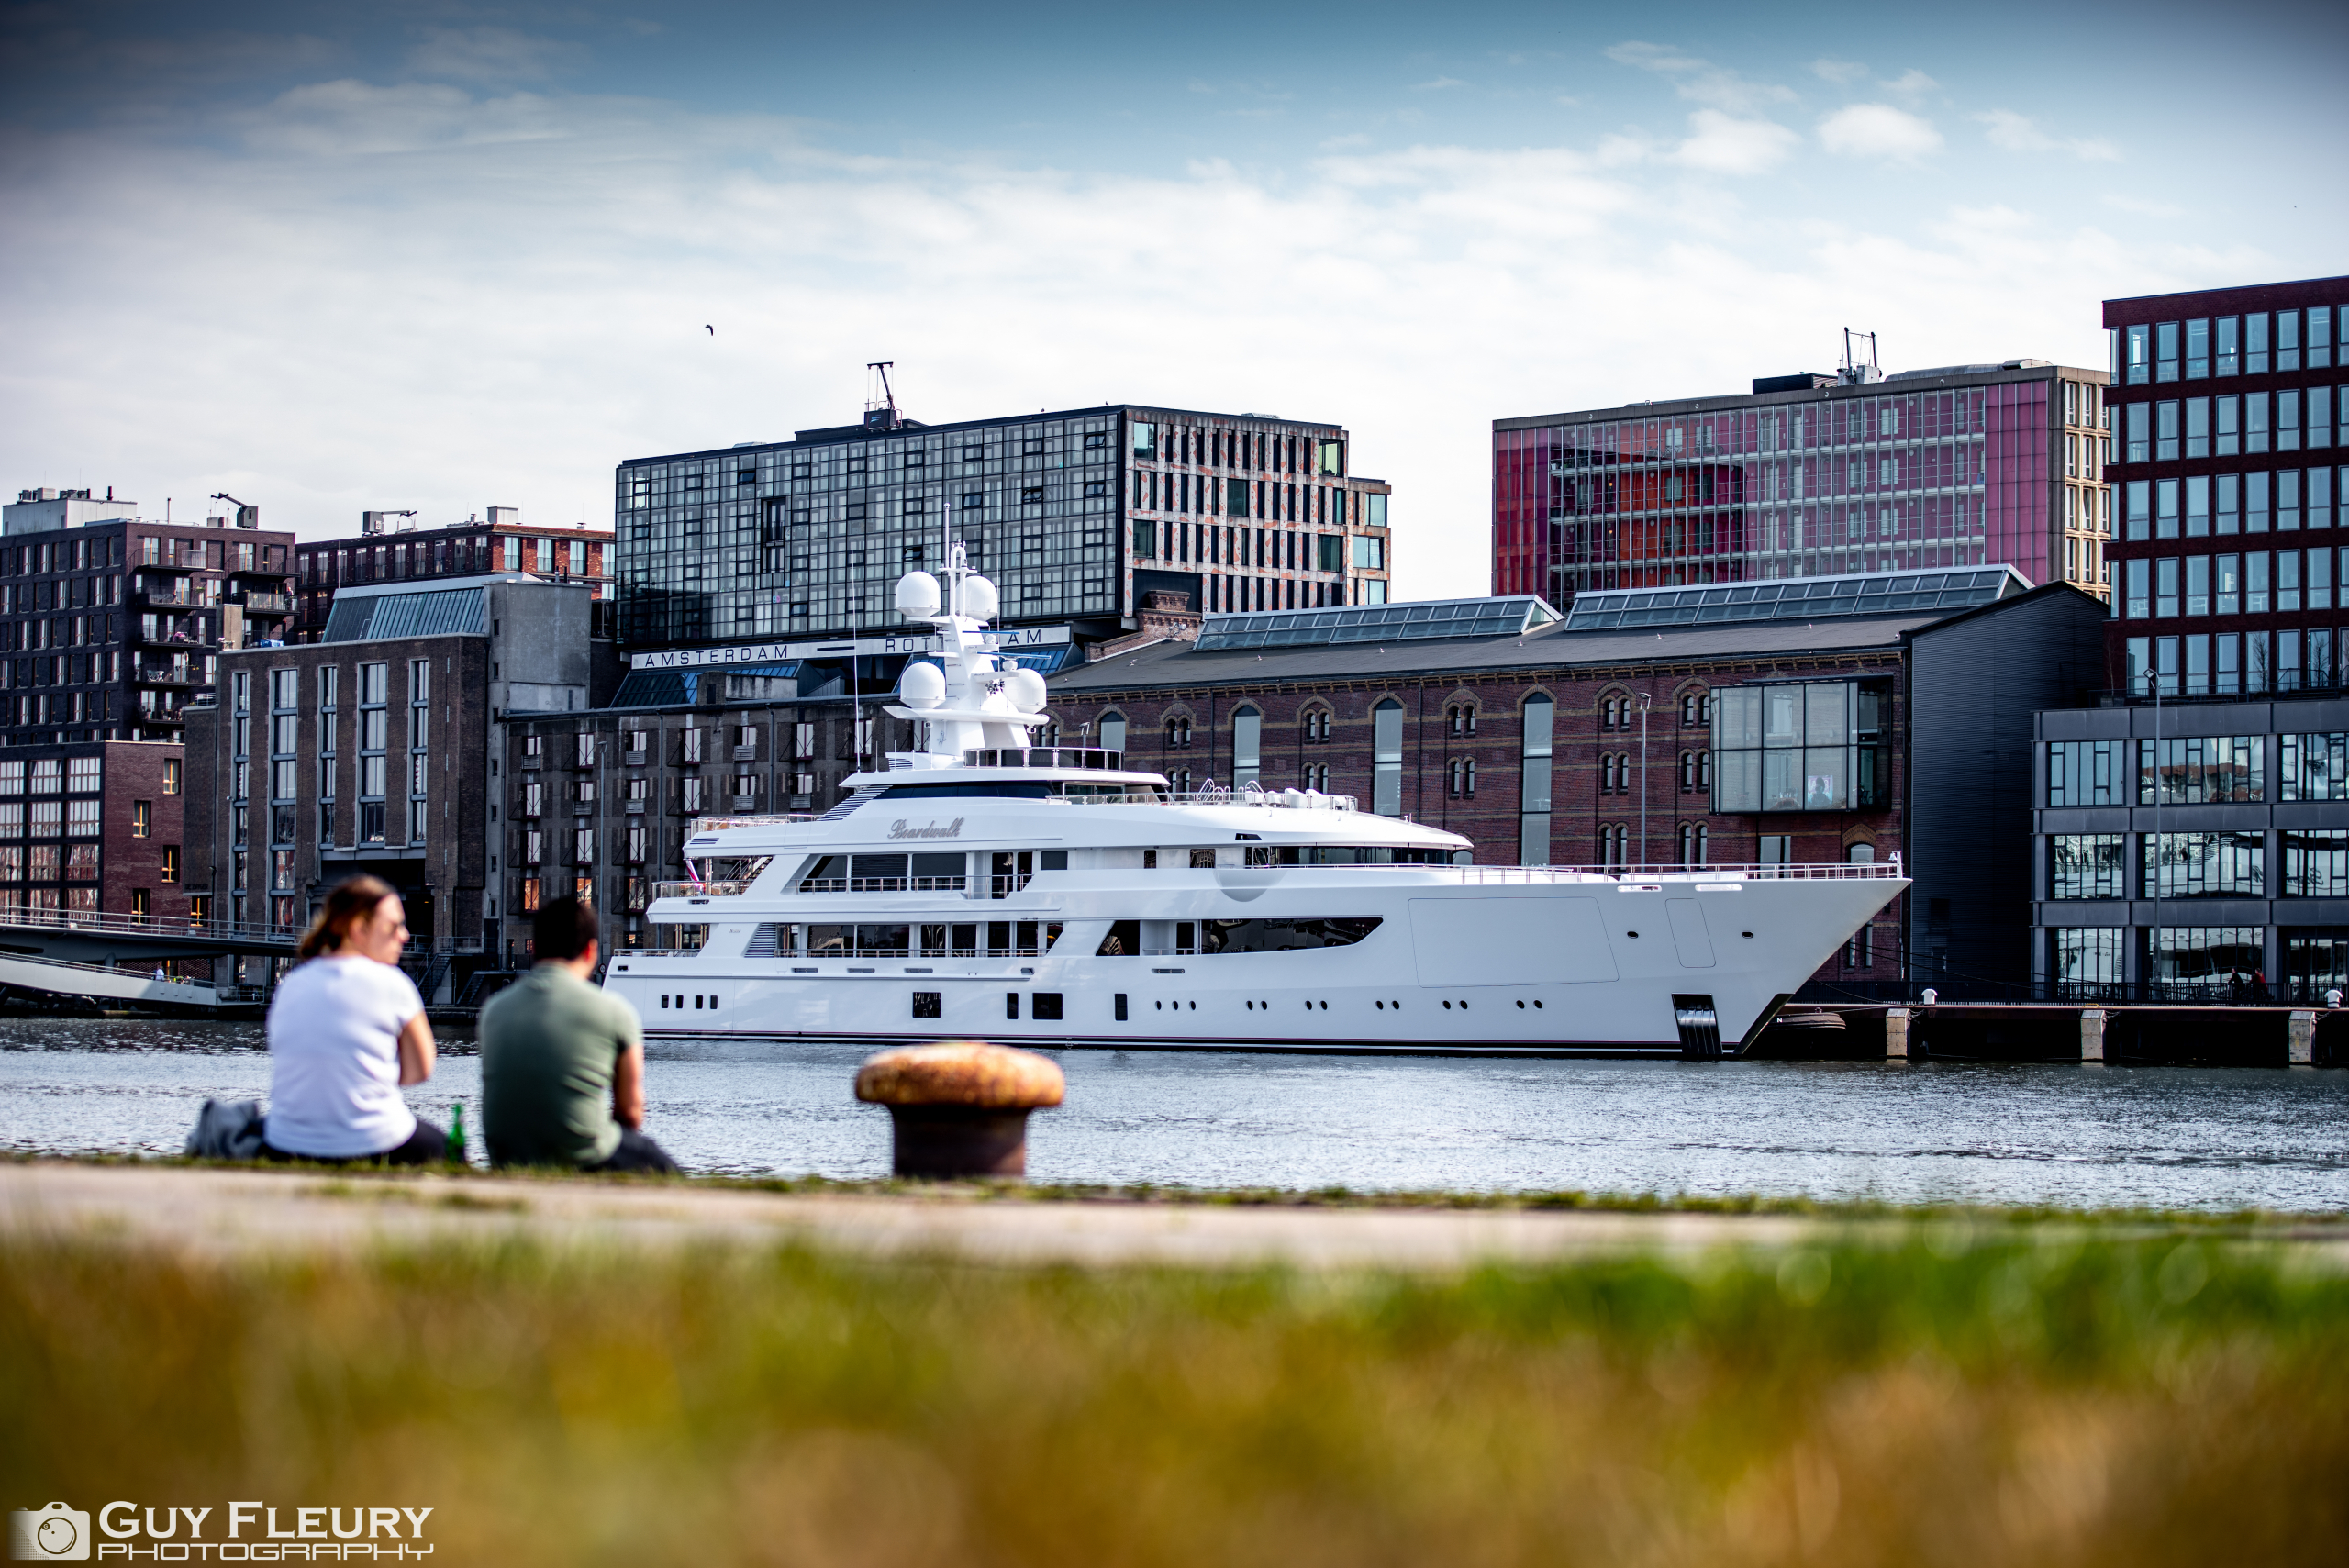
top-left (0, 907), bottom-right (297, 970)
top-left (0, 950), bottom-right (253, 1009)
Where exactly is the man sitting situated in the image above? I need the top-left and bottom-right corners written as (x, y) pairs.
top-left (481, 896), bottom-right (679, 1173)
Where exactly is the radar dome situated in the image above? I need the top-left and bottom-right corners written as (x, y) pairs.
top-left (895, 571), bottom-right (941, 620)
top-left (961, 573), bottom-right (999, 621)
top-left (899, 660), bottom-right (946, 709)
top-left (1005, 667), bottom-right (1048, 713)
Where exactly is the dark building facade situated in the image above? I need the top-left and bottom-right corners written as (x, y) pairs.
top-left (292, 507), bottom-right (612, 642)
top-left (184, 575), bottom-right (608, 995)
top-left (495, 691), bottom-right (900, 964)
top-left (1, 490), bottom-right (296, 746)
top-left (1496, 357), bottom-right (2113, 610)
top-left (1048, 573), bottom-right (2108, 994)
top-left (615, 402), bottom-right (1393, 651)
top-left (2104, 274), bottom-right (2349, 696)
top-left (2032, 692), bottom-right (2349, 1001)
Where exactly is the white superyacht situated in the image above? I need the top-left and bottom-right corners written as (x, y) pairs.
top-left (607, 554), bottom-right (1906, 1057)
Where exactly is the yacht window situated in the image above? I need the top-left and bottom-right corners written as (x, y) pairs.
top-left (1202, 917), bottom-right (1382, 952)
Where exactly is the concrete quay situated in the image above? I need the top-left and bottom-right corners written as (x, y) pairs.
top-left (1755, 1003), bottom-right (2349, 1066)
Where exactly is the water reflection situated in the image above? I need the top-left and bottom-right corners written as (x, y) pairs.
top-left (1, 1020), bottom-right (2343, 1210)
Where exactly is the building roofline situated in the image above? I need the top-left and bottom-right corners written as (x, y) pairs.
top-left (297, 521), bottom-right (610, 549)
top-left (2100, 274), bottom-right (2349, 320)
top-left (621, 404), bottom-right (1353, 466)
top-left (323, 572), bottom-right (554, 602)
top-left (1493, 361), bottom-right (2107, 432)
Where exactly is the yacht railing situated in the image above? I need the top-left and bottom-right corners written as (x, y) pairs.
top-left (798, 945), bottom-right (1052, 961)
top-left (652, 881), bottom-right (756, 900)
top-left (692, 814), bottom-right (825, 832)
top-left (1061, 784), bottom-right (1363, 811)
top-left (796, 876), bottom-right (969, 895)
top-left (1440, 861), bottom-right (1907, 883)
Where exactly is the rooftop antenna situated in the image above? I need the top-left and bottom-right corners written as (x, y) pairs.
top-left (360, 509), bottom-right (417, 536)
top-left (864, 361), bottom-right (900, 432)
top-left (1839, 329), bottom-right (1883, 386)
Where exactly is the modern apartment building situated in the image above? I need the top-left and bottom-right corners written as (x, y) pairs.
top-left (292, 507), bottom-right (611, 642)
top-left (0, 489), bottom-right (296, 746)
top-left (615, 401), bottom-right (1393, 650)
top-left (1494, 355), bottom-right (2113, 609)
top-left (183, 574), bottom-right (610, 992)
top-left (2105, 275), bottom-right (2348, 696)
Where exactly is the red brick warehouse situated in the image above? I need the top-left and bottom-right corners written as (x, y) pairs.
top-left (1048, 576), bottom-right (2108, 995)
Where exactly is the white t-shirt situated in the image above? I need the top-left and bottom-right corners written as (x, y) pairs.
top-left (264, 955), bottom-right (426, 1158)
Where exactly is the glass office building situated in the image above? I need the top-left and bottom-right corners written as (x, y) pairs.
top-left (1494, 359), bottom-right (2112, 610)
top-left (2105, 274), bottom-right (2349, 697)
top-left (616, 404), bottom-right (1393, 648)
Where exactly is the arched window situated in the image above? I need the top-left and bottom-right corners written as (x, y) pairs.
top-left (1697, 750), bottom-right (1711, 790)
top-left (1372, 698), bottom-right (1405, 816)
top-left (1097, 711), bottom-right (1127, 752)
top-left (1679, 751), bottom-right (1696, 792)
top-left (1302, 706), bottom-right (1330, 742)
top-left (1231, 705), bottom-right (1261, 787)
top-left (1166, 716), bottom-right (1193, 748)
top-left (1600, 753), bottom-right (1618, 795)
top-left (1301, 762), bottom-right (1330, 792)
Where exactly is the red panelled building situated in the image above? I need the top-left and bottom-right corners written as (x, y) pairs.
top-left (1495, 359), bottom-right (2113, 612)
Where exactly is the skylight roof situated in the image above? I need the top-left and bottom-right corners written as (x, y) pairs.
top-left (1194, 595), bottom-right (1561, 651)
top-left (1560, 567), bottom-right (2029, 631)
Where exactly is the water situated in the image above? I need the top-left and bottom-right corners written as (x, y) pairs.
top-left (2, 1018), bottom-right (2344, 1210)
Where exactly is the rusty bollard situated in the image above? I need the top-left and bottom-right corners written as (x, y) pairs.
top-left (854, 1041), bottom-right (1065, 1179)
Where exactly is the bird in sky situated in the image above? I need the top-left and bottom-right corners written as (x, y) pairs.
top-left (705, 325), bottom-right (714, 335)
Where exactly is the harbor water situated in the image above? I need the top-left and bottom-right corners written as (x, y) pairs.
top-left (3, 1018), bottom-right (2344, 1210)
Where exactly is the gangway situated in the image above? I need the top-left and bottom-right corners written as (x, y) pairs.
top-left (0, 951), bottom-right (249, 1009)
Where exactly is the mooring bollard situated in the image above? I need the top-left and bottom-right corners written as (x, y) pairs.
top-left (2288, 1009), bottom-right (2317, 1067)
top-left (1884, 1007), bottom-right (1910, 1061)
top-left (854, 1040), bottom-right (1066, 1178)
top-left (2080, 1008), bottom-right (2107, 1063)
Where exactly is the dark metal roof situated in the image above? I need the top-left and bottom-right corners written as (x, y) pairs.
top-left (321, 585), bottom-right (488, 642)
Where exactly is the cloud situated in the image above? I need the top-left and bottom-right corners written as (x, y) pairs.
top-left (407, 27), bottom-right (588, 84)
top-left (1411, 76), bottom-right (1465, 92)
top-left (1976, 109), bottom-right (2120, 161)
top-left (1671, 109), bottom-right (1801, 174)
top-left (2103, 193), bottom-right (2183, 218)
top-left (1882, 69), bottom-right (1937, 95)
top-left (1809, 58), bottom-right (1867, 84)
top-left (1818, 104), bottom-right (1943, 161)
top-left (1606, 40), bottom-right (1795, 114)
top-left (0, 78), bottom-right (2133, 604)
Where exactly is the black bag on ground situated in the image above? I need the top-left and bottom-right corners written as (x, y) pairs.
top-left (184, 1098), bottom-right (266, 1161)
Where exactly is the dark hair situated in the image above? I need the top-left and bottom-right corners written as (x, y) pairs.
top-left (534, 895), bottom-right (599, 963)
top-left (298, 875), bottom-right (398, 961)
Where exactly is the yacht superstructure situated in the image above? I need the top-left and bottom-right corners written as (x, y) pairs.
top-left (605, 553), bottom-right (1907, 1056)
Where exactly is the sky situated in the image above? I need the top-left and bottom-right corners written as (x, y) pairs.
top-left (2, 0), bottom-right (2344, 603)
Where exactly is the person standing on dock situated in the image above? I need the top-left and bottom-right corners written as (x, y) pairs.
top-left (259, 875), bottom-right (446, 1166)
top-left (479, 896), bottom-right (678, 1174)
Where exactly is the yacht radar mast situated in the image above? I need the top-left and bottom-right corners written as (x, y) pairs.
top-left (882, 520), bottom-right (1049, 767)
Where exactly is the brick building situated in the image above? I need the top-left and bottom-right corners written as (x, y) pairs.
top-left (293, 507), bottom-right (611, 642)
top-left (0, 740), bottom-right (188, 926)
top-left (184, 574), bottom-right (609, 995)
top-left (1048, 573), bottom-right (2108, 994)
top-left (1, 489), bottom-right (296, 745)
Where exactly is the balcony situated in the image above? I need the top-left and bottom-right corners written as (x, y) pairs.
top-left (137, 586), bottom-right (199, 610)
top-left (133, 661), bottom-right (200, 688)
top-left (138, 553), bottom-right (200, 575)
top-left (237, 591), bottom-right (294, 615)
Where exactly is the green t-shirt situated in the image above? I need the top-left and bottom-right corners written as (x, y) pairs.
top-left (479, 965), bottom-right (641, 1167)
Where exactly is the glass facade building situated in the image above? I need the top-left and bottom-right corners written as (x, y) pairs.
top-left (616, 405), bottom-right (1393, 649)
top-left (1494, 360), bottom-right (2112, 610)
top-left (2105, 275), bottom-right (2349, 697)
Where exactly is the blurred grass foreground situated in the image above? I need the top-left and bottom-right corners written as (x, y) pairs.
top-left (5, 1229), bottom-right (2347, 1566)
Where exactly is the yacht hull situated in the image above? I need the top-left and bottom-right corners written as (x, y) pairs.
top-left (605, 869), bottom-right (1904, 1057)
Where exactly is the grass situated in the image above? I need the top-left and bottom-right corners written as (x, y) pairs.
top-left (4, 1229), bottom-right (2346, 1564)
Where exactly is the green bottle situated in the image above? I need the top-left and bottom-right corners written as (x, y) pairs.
top-left (447, 1101), bottom-right (468, 1167)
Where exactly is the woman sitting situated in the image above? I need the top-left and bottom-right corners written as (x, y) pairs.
top-left (260, 875), bottom-right (447, 1165)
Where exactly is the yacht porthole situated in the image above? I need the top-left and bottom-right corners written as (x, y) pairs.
top-left (1442, 1000), bottom-right (1452, 1009)
top-left (1319, 1000), bottom-right (1328, 1009)
top-left (1245, 1000), bottom-right (1253, 1010)
top-left (1375, 1000), bottom-right (1384, 1010)
top-left (1534, 999), bottom-right (1544, 1008)
top-left (1188, 1000), bottom-right (1197, 1009)
top-left (1627, 930), bottom-right (1640, 939)
top-left (1516, 1000), bottom-right (1525, 1009)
